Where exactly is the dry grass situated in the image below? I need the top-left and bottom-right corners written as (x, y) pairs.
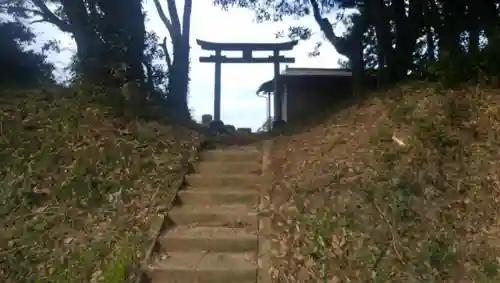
top-left (268, 82), bottom-right (500, 282)
top-left (0, 86), bottom-right (203, 283)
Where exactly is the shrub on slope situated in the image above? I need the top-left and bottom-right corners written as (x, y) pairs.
top-left (270, 82), bottom-right (500, 282)
top-left (0, 87), bottom-right (202, 283)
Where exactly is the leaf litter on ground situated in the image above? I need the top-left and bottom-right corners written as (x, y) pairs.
top-left (268, 82), bottom-right (500, 282)
top-left (0, 86), bottom-right (203, 283)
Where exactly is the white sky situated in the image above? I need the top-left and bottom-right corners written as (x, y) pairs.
top-left (29, 0), bottom-right (345, 130)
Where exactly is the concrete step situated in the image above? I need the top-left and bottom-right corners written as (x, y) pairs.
top-left (159, 226), bottom-right (258, 253)
top-left (193, 161), bottom-right (261, 174)
top-left (152, 280), bottom-right (255, 283)
top-left (147, 252), bottom-right (257, 283)
top-left (178, 189), bottom-right (259, 205)
top-left (199, 149), bottom-right (261, 162)
top-left (180, 185), bottom-right (258, 192)
top-left (185, 174), bottom-right (262, 187)
top-left (168, 204), bottom-right (258, 228)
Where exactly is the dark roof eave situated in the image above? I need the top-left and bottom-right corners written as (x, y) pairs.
top-left (256, 73), bottom-right (354, 94)
top-left (256, 79), bottom-right (275, 94)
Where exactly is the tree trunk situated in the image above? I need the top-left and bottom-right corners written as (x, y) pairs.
top-left (61, 0), bottom-right (108, 84)
top-left (424, 0), bottom-right (436, 62)
top-left (366, 0), bottom-right (394, 85)
top-left (392, 0), bottom-right (422, 78)
top-left (467, 1), bottom-right (480, 57)
top-left (350, 13), bottom-right (365, 94)
top-left (392, 0), bottom-right (409, 80)
top-left (480, 0), bottom-right (500, 43)
top-left (439, 0), bottom-right (463, 59)
top-left (166, 0), bottom-right (192, 119)
top-left (154, 0), bottom-right (192, 119)
top-left (97, 0), bottom-right (145, 84)
top-left (124, 0), bottom-right (146, 83)
top-left (168, 40), bottom-right (190, 119)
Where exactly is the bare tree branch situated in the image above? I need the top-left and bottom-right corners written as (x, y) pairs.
top-left (30, 0), bottom-right (72, 32)
top-left (161, 37), bottom-right (173, 70)
top-left (309, 0), bottom-right (349, 57)
top-left (181, 0), bottom-right (192, 41)
top-left (152, 0), bottom-right (177, 38)
top-left (166, 0), bottom-right (181, 37)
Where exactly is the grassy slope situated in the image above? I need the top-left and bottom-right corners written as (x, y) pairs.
top-left (0, 87), bottom-right (202, 283)
top-left (270, 82), bottom-right (500, 282)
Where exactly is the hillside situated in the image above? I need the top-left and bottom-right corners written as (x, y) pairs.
top-left (0, 87), bottom-right (202, 283)
top-left (269, 82), bottom-right (500, 282)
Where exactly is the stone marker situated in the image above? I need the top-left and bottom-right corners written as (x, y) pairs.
top-left (224, 125), bottom-right (236, 133)
top-left (210, 120), bottom-right (224, 133)
top-left (201, 114), bottom-right (213, 126)
top-left (237, 128), bottom-right (252, 134)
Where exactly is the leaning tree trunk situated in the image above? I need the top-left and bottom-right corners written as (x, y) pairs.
top-left (308, 0), bottom-right (366, 92)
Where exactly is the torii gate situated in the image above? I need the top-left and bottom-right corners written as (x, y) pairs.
top-left (197, 39), bottom-right (297, 129)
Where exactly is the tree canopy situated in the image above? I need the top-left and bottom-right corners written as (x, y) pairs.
top-left (214, 0), bottom-right (500, 88)
top-left (0, 19), bottom-right (54, 86)
top-left (0, 0), bottom-right (193, 118)
top-left (1, 0), bottom-right (500, 118)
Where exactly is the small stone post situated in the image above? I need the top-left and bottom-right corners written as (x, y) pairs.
top-left (201, 114), bottom-right (213, 127)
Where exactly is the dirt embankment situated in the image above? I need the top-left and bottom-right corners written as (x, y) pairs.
top-left (0, 87), bottom-right (203, 283)
top-left (269, 82), bottom-right (500, 282)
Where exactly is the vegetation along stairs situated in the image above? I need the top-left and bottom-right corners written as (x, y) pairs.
top-left (143, 140), bottom-right (269, 283)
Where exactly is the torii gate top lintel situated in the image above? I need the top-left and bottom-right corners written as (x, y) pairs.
top-left (196, 39), bottom-right (299, 51)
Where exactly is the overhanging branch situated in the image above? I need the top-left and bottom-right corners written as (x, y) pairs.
top-left (31, 0), bottom-right (72, 32)
top-left (309, 0), bottom-right (349, 57)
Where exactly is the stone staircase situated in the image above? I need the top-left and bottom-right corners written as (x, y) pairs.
top-left (144, 143), bottom-right (264, 283)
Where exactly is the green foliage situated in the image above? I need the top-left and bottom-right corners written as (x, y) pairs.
top-left (214, 0), bottom-right (500, 89)
top-left (424, 31), bottom-right (500, 87)
top-left (0, 20), bottom-right (54, 86)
